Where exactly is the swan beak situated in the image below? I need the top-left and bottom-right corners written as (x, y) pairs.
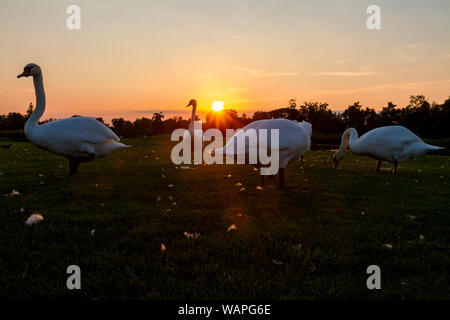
top-left (333, 158), bottom-right (339, 168)
top-left (17, 70), bottom-right (30, 78)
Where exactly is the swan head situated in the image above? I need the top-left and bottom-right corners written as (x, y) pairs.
top-left (186, 99), bottom-right (197, 108)
top-left (332, 148), bottom-right (347, 168)
top-left (332, 154), bottom-right (340, 168)
top-left (17, 63), bottom-right (42, 78)
top-left (332, 128), bottom-right (354, 168)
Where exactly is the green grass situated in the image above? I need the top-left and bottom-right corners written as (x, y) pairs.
top-left (0, 136), bottom-right (449, 299)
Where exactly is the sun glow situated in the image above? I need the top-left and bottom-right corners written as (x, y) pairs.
top-left (212, 101), bottom-right (224, 112)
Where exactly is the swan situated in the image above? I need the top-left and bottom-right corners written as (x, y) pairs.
top-left (185, 98), bottom-right (203, 152)
top-left (333, 125), bottom-right (444, 174)
top-left (212, 119), bottom-right (312, 188)
top-left (17, 63), bottom-right (130, 175)
top-left (293, 120), bottom-right (312, 164)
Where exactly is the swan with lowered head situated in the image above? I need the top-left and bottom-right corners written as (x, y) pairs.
top-left (293, 119), bottom-right (312, 164)
top-left (212, 119), bottom-right (312, 188)
top-left (333, 125), bottom-right (444, 174)
top-left (17, 63), bottom-right (130, 175)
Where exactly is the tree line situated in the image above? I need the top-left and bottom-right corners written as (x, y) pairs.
top-left (1, 95), bottom-right (449, 138)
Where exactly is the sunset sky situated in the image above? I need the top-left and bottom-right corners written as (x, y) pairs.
top-left (1, 0), bottom-right (449, 122)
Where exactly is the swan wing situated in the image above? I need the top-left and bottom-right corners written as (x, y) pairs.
top-left (40, 117), bottom-right (120, 144)
top-left (360, 126), bottom-right (421, 148)
top-left (217, 119), bottom-right (306, 155)
top-left (357, 126), bottom-right (425, 161)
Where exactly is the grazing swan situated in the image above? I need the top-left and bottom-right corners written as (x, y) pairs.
top-left (185, 98), bottom-right (203, 151)
top-left (17, 63), bottom-right (129, 175)
top-left (333, 125), bottom-right (444, 174)
top-left (212, 119), bottom-right (312, 188)
top-left (294, 120), bottom-right (312, 163)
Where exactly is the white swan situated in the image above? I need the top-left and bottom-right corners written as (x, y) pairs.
top-left (185, 98), bottom-right (203, 152)
top-left (212, 119), bottom-right (312, 188)
top-left (333, 125), bottom-right (444, 174)
top-left (294, 119), bottom-right (312, 164)
top-left (17, 63), bottom-right (129, 175)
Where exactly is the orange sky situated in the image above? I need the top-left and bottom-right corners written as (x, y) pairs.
top-left (1, 0), bottom-right (449, 123)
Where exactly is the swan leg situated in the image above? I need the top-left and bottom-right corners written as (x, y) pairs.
top-left (279, 168), bottom-right (285, 189)
top-left (376, 160), bottom-right (382, 172)
top-left (69, 158), bottom-right (80, 176)
top-left (393, 161), bottom-right (398, 175)
top-left (69, 154), bottom-right (95, 176)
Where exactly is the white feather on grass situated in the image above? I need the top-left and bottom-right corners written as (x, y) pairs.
top-left (25, 214), bottom-right (43, 225)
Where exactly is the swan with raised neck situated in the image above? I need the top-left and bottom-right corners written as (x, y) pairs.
top-left (17, 63), bottom-right (130, 175)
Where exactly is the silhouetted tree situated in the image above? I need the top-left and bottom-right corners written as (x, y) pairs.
top-left (151, 112), bottom-right (164, 135)
top-left (25, 103), bottom-right (34, 121)
top-left (379, 102), bottom-right (401, 126)
top-left (2, 95), bottom-right (450, 138)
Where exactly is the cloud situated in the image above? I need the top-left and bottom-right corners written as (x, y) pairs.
top-left (229, 88), bottom-right (247, 92)
top-left (392, 43), bottom-right (429, 63)
top-left (310, 71), bottom-right (374, 76)
top-left (305, 79), bottom-right (450, 95)
top-left (235, 67), bottom-right (297, 78)
top-left (215, 33), bottom-right (244, 40)
top-left (400, 42), bottom-right (425, 50)
top-left (208, 87), bottom-right (248, 97)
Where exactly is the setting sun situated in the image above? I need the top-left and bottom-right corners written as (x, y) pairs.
top-left (212, 101), bottom-right (224, 112)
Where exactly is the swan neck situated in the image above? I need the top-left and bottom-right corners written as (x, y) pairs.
top-left (190, 104), bottom-right (196, 124)
top-left (27, 75), bottom-right (46, 127)
top-left (347, 128), bottom-right (358, 146)
top-left (337, 128), bottom-right (358, 156)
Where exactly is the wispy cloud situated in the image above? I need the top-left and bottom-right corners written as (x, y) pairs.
top-left (305, 79), bottom-right (450, 95)
top-left (208, 87), bottom-right (247, 97)
top-left (215, 33), bottom-right (244, 40)
top-left (400, 42), bottom-right (426, 50)
top-left (310, 71), bottom-right (374, 77)
top-left (392, 43), bottom-right (429, 63)
top-left (229, 88), bottom-right (247, 93)
top-left (235, 67), bottom-right (297, 78)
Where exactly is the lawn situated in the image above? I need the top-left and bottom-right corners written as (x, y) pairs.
top-left (0, 135), bottom-right (449, 299)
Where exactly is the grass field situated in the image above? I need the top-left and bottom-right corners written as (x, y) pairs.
top-left (0, 135), bottom-right (449, 299)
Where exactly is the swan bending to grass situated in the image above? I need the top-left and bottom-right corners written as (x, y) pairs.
top-left (333, 125), bottom-right (444, 174)
top-left (18, 63), bottom-right (129, 175)
top-left (212, 119), bottom-right (312, 188)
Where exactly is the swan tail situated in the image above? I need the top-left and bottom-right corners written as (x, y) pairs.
top-left (95, 140), bottom-right (130, 157)
top-left (424, 144), bottom-right (445, 151)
